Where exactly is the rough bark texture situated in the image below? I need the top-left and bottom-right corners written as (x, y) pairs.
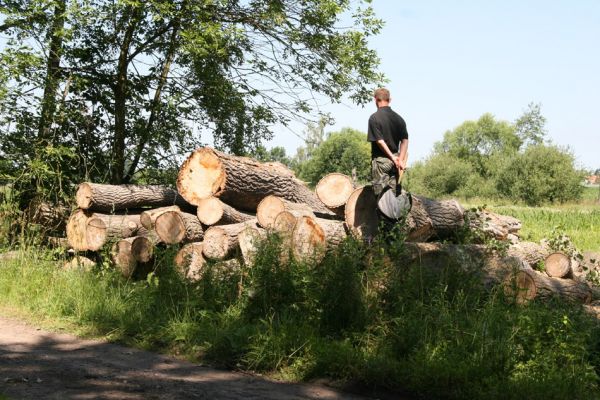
top-left (507, 241), bottom-right (551, 269)
top-left (291, 216), bottom-right (326, 263)
top-left (196, 196), bottom-right (255, 226)
top-left (85, 213), bottom-right (146, 251)
top-left (202, 220), bottom-right (257, 260)
top-left (403, 242), bottom-right (529, 290)
top-left (177, 147), bottom-right (332, 215)
top-left (140, 206), bottom-right (181, 230)
top-left (413, 196), bottom-right (465, 240)
top-left (315, 173), bottom-right (354, 208)
top-left (76, 183), bottom-right (192, 212)
top-left (155, 211), bottom-right (203, 244)
top-left (545, 252), bottom-right (572, 278)
top-left (256, 195), bottom-right (315, 228)
top-left (238, 225), bottom-right (267, 266)
top-left (66, 209), bottom-right (93, 251)
top-left (468, 210), bottom-right (522, 241)
top-left (504, 269), bottom-right (592, 304)
top-left (174, 242), bottom-right (205, 282)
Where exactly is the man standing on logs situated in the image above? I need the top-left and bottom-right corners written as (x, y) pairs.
top-left (367, 88), bottom-right (409, 197)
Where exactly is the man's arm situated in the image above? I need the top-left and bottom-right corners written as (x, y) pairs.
top-left (397, 138), bottom-right (409, 170)
top-left (375, 139), bottom-right (396, 162)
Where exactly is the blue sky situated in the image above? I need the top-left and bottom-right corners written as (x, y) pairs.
top-left (270, 0), bottom-right (600, 171)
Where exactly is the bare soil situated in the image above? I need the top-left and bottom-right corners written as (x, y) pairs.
top-left (0, 316), bottom-right (374, 400)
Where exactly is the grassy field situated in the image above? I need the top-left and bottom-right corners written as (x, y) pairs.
top-left (460, 187), bottom-right (600, 253)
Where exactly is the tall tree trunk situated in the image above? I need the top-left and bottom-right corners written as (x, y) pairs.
top-left (124, 19), bottom-right (180, 183)
top-left (37, 0), bottom-right (66, 143)
top-left (112, 5), bottom-right (142, 183)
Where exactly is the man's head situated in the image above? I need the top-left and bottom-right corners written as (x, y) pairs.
top-left (374, 87), bottom-right (391, 108)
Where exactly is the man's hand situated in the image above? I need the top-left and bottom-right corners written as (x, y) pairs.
top-left (395, 155), bottom-right (406, 170)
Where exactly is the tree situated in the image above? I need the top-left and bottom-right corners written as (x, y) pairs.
top-left (0, 0), bottom-right (385, 188)
top-left (514, 102), bottom-right (547, 147)
top-left (495, 144), bottom-right (584, 206)
top-left (434, 113), bottom-right (521, 177)
top-left (251, 145), bottom-right (292, 167)
top-left (295, 127), bottom-right (370, 186)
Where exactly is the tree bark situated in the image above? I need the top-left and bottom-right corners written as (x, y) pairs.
top-left (140, 206), bottom-right (181, 230)
top-left (196, 196), bottom-right (254, 226)
top-left (174, 242), bottom-right (205, 282)
top-left (238, 225), bottom-right (266, 266)
top-left (315, 172), bottom-right (354, 212)
top-left (202, 220), bottom-right (258, 260)
top-left (504, 269), bottom-right (592, 304)
top-left (507, 241), bottom-right (550, 269)
top-left (177, 147), bottom-right (333, 215)
top-left (85, 213), bottom-right (147, 251)
top-left (154, 210), bottom-right (203, 244)
top-left (315, 217), bottom-right (348, 247)
top-left (76, 183), bottom-right (192, 212)
top-left (256, 195), bottom-right (315, 228)
top-left (468, 209), bottom-right (522, 241)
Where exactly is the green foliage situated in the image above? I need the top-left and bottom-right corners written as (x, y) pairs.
top-left (495, 144), bottom-right (584, 206)
top-left (2, 231), bottom-right (600, 399)
top-left (295, 127), bottom-right (371, 186)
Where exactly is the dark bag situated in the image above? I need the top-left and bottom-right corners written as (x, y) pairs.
top-left (376, 186), bottom-right (412, 222)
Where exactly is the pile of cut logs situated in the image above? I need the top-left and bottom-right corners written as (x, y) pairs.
top-left (63, 147), bottom-right (598, 305)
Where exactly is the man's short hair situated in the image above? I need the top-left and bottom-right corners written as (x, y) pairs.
top-left (374, 88), bottom-right (390, 102)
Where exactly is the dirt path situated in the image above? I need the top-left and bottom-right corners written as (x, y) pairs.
top-left (0, 316), bottom-right (374, 400)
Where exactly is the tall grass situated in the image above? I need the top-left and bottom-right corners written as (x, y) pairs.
top-left (1, 235), bottom-right (599, 400)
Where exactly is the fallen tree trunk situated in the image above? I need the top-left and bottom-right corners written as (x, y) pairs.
top-left (291, 216), bottom-right (326, 263)
top-left (196, 196), bottom-right (254, 226)
top-left (174, 242), bottom-right (205, 282)
top-left (256, 195), bottom-right (315, 228)
top-left (154, 210), bottom-right (203, 244)
top-left (131, 233), bottom-right (160, 263)
top-left (238, 225), bottom-right (267, 266)
top-left (85, 213), bottom-right (147, 251)
top-left (545, 252), bottom-right (572, 278)
top-left (176, 147), bottom-right (332, 215)
top-left (413, 196), bottom-right (464, 240)
top-left (507, 241), bottom-right (550, 269)
top-left (344, 186), bottom-right (379, 241)
top-left (504, 269), bottom-right (592, 304)
top-left (202, 220), bottom-right (258, 260)
top-left (468, 210), bottom-right (522, 241)
top-left (76, 182), bottom-right (192, 212)
top-left (111, 237), bottom-right (137, 278)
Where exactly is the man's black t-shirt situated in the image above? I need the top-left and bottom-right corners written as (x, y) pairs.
top-left (367, 106), bottom-right (409, 159)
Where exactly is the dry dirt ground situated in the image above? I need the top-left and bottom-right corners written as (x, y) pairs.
top-left (0, 316), bottom-right (376, 400)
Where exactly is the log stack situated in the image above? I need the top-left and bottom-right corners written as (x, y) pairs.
top-left (55, 146), bottom-right (597, 306)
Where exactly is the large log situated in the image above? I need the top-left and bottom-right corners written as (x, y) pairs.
top-left (85, 213), bottom-right (147, 251)
top-left (174, 242), bottom-right (205, 281)
top-left (413, 196), bottom-right (464, 240)
top-left (238, 225), bottom-right (267, 266)
top-left (176, 147), bottom-right (332, 215)
top-left (256, 195), bottom-right (315, 228)
top-left (131, 232), bottom-right (160, 263)
top-left (315, 173), bottom-right (354, 215)
top-left (545, 252), bottom-right (572, 278)
top-left (154, 210), bottom-right (203, 244)
top-left (315, 217), bottom-right (348, 247)
top-left (202, 220), bottom-right (258, 260)
top-left (140, 206), bottom-right (181, 230)
top-left (507, 241), bottom-right (550, 269)
top-left (467, 209), bottom-right (522, 241)
top-left (76, 183), bottom-right (192, 212)
top-left (66, 209), bottom-right (93, 251)
top-left (111, 237), bottom-right (137, 278)
top-left (196, 196), bottom-right (254, 226)
top-left (344, 186), bottom-right (379, 241)
top-left (504, 269), bottom-right (592, 304)
top-left (291, 216), bottom-right (326, 263)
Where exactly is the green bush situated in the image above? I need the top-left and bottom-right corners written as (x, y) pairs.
top-left (495, 144), bottom-right (584, 206)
